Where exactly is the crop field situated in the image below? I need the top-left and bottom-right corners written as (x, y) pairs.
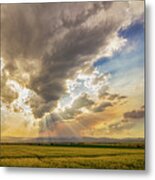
top-left (0, 144), bottom-right (145, 170)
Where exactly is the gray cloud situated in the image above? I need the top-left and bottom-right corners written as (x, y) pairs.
top-left (29, 96), bottom-right (57, 119)
top-left (107, 120), bottom-right (135, 133)
top-left (39, 93), bottom-right (95, 134)
top-left (72, 93), bottom-right (94, 109)
top-left (98, 86), bottom-right (109, 98)
top-left (1, 71), bottom-right (18, 105)
top-left (39, 113), bottom-right (61, 134)
top-left (124, 109), bottom-right (145, 119)
top-left (93, 101), bottom-right (112, 112)
top-left (118, 95), bottom-right (127, 100)
top-left (108, 94), bottom-right (119, 100)
top-left (1, 3), bottom-right (114, 118)
top-left (98, 87), bottom-right (127, 102)
top-left (107, 93), bottom-right (127, 101)
top-left (103, 106), bottom-right (145, 134)
top-left (1, 2), bottom-right (143, 119)
top-left (61, 2), bottom-right (112, 28)
top-left (60, 93), bottom-right (94, 120)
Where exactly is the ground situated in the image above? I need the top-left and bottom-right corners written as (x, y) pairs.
top-left (0, 144), bottom-right (145, 170)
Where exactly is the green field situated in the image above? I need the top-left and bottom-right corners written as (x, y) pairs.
top-left (0, 144), bottom-right (145, 170)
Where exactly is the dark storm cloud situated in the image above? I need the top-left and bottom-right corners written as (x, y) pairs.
top-left (61, 2), bottom-right (112, 28)
top-left (30, 98), bottom-right (57, 119)
top-left (1, 2), bottom-right (116, 118)
top-left (1, 2), bottom-right (142, 118)
top-left (29, 21), bottom-right (115, 104)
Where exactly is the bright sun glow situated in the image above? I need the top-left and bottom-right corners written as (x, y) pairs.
top-left (7, 79), bottom-right (33, 114)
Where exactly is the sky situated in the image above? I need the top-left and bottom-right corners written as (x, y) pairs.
top-left (0, 1), bottom-right (145, 140)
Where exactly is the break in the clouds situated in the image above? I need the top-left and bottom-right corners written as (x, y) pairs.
top-left (1, 1), bottom-right (144, 139)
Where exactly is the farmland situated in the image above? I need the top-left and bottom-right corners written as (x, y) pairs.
top-left (0, 144), bottom-right (145, 170)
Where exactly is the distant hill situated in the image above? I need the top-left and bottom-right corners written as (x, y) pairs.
top-left (1, 136), bottom-right (144, 144)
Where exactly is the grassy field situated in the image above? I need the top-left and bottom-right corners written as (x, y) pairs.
top-left (0, 144), bottom-right (145, 170)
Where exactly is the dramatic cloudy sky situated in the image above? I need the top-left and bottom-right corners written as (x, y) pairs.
top-left (0, 1), bottom-right (145, 139)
